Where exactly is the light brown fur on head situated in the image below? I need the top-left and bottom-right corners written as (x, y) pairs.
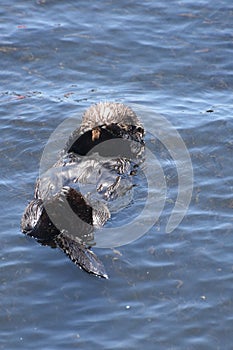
top-left (80, 102), bottom-right (143, 134)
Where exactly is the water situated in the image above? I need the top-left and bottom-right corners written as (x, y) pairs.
top-left (1, 1), bottom-right (233, 349)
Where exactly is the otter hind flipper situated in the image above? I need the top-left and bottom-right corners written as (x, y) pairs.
top-left (55, 233), bottom-right (108, 279)
top-left (21, 198), bottom-right (44, 235)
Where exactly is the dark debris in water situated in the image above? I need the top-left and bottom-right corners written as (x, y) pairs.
top-left (0, 90), bottom-right (43, 101)
top-left (0, 88), bottom-right (96, 103)
top-left (0, 89), bottom-right (93, 104)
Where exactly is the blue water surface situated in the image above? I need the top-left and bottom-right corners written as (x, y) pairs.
top-left (1, 1), bottom-right (233, 349)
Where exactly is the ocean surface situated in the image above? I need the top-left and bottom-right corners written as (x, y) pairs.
top-left (1, 1), bottom-right (233, 349)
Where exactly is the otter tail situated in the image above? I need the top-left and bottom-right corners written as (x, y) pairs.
top-left (55, 232), bottom-right (108, 279)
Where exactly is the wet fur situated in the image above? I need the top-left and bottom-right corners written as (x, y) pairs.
top-left (21, 102), bottom-right (144, 279)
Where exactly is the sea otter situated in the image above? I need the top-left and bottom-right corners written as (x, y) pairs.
top-left (21, 102), bottom-right (145, 278)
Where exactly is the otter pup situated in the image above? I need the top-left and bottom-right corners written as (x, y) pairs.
top-left (21, 102), bottom-right (145, 278)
